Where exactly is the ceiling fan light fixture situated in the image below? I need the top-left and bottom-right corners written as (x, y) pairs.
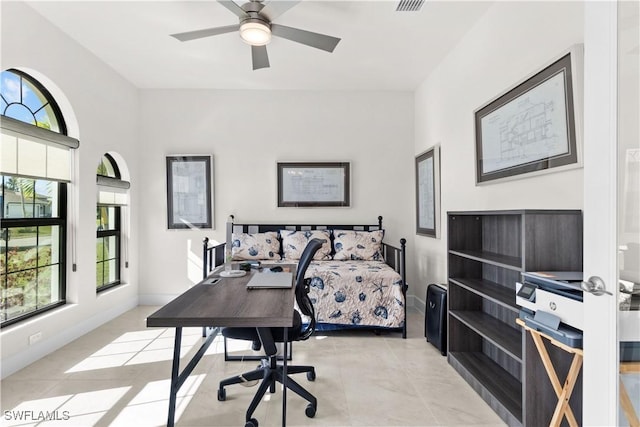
top-left (239, 20), bottom-right (271, 46)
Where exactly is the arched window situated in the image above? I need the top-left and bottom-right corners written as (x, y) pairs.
top-left (0, 69), bottom-right (77, 327)
top-left (1, 68), bottom-right (66, 133)
top-left (96, 154), bottom-right (129, 292)
top-left (97, 154), bottom-right (120, 178)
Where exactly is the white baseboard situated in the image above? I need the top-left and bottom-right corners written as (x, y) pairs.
top-left (412, 294), bottom-right (426, 314)
top-left (1, 298), bottom-right (138, 379)
top-left (138, 294), bottom-right (179, 306)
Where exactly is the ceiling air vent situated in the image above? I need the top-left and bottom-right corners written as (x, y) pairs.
top-left (396, 0), bottom-right (425, 12)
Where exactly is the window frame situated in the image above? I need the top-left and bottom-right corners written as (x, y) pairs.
top-left (96, 153), bottom-right (123, 293)
top-left (1, 68), bottom-right (67, 134)
top-left (1, 179), bottom-right (67, 327)
top-left (97, 153), bottom-right (121, 179)
top-left (1, 69), bottom-right (70, 327)
top-left (96, 206), bottom-right (121, 292)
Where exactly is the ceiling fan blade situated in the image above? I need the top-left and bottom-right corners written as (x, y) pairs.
top-left (217, 0), bottom-right (250, 18)
top-left (251, 45), bottom-right (270, 70)
top-left (271, 24), bottom-right (341, 53)
top-left (260, 1), bottom-right (301, 20)
top-left (171, 24), bottom-right (240, 42)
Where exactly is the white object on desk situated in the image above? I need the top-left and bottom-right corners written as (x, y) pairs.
top-left (220, 270), bottom-right (247, 278)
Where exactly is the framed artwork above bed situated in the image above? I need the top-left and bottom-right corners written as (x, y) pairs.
top-left (277, 162), bottom-right (350, 207)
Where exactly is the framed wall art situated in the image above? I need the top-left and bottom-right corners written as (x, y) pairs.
top-left (166, 155), bottom-right (213, 229)
top-left (277, 162), bottom-right (350, 207)
top-left (415, 146), bottom-right (440, 237)
top-left (475, 46), bottom-right (583, 184)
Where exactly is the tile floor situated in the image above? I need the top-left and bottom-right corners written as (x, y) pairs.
top-left (1, 307), bottom-right (505, 427)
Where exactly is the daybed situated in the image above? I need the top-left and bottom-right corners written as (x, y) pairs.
top-left (203, 216), bottom-right (407, 338)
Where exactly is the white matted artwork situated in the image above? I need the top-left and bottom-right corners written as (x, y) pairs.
top-left (415, 145), bottom-right (440, 237)
top-left (475, 45), bottom-right (583, 184)
top-left (277, 162), bottom-right (350, 207)
top-left (166, 155), bottom-right (213, 229)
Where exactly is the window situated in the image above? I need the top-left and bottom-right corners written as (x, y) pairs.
top-left (96, 205), bottom-right (120, 291)
top-left (1, 69), bottom-right (76, 327)
top-left (1, 69), bottom-right (65, 133)
top-left (96, 154), bottom-right (128, 292)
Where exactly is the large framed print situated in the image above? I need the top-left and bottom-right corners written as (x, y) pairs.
top-left (415, 146), bottom-right (440, 237)
top-left (277, 162), bottom-right (350, 207)
top-left (166, 155), bottom-right (213, 229)
top-left (475, 46), bottom-right (582, 184)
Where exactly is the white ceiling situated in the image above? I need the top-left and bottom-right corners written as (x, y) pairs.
top-left (25, 0), bottom-right (493, 91)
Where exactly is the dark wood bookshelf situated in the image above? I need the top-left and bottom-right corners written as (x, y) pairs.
top-left (449, 277), bottom-right (519, 312)
top-left (450, 310), bottom-right (522, 361)
top-left (449, 249), bottom-right (522, 271)
top-left (447, 210), bottom-right (583, 427)
top-left (449, 351), bottom-right (522, 424)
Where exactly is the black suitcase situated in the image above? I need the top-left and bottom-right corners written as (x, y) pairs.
top-left (425, 284), bottom-right (447, 355)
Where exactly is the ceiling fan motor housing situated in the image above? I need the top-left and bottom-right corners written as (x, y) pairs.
top-left (238, 0), bottom-right (271, 45)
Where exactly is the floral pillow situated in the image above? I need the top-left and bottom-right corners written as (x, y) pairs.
top-left (231, 231), bottom-right (280, 260)
top-left (280, 230), bottom-right (332, 261)
top-left (333, 229), bottom-right (384, 261)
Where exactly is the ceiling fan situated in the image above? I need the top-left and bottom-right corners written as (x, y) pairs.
top-left (170, 0), bottom-right (341, 70)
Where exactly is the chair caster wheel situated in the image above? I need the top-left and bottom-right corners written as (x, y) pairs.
top-left (217, 388), bottom-right (226, 401)
top-left (306, 370), bottom-right (316, 381)
top-left (305, 403), bottom-right (316, 418)
top-left (245, 417), bottom-right (258, 427)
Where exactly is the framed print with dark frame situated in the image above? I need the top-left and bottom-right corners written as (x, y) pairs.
top-left (277, 162), bottom-right (350, 207)
top-left (415, 146), bottom-right (440, 237)
top-left (166, 155), bottom-right (213, 229)
top-left (475, 45), bottom-right (583, 184)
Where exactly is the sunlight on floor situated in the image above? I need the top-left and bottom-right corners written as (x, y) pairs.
top-left (2, 376), bottom-right (207, 427)
top-left (109, 375), bottom-right (206, 427)
top-left (8, 325), bottom-right (255, 425)
top-left (3, 386), bottom-right (130, 426)
top-left (66, 328), bottom-right (204, 373)
top-left (65, 328), bottom-right (260, 374)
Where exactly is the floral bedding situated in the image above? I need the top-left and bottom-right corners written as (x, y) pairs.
top-left (303, 260), bottom-right (405, 329)
top-left (226, 229), bottom-right (405, 332)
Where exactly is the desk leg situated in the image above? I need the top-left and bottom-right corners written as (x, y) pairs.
top-left (530, 331), bottom-right (580, 427)
top-left (168, 327), bottom-right (183, 427)
top-left (166, 326), bottom-right (218, 427)
top-left (282, 326), bottom-right (287, 427)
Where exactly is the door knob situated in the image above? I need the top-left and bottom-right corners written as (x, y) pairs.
top-left (580, 276), bottom-right (613, 296)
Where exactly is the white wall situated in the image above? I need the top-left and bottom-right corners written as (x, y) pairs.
top-left (0, 2), bottom-right (140, 378)
top-left (413, 1), bottom-right (585, 308)
top-left (137, 90), bottom-right (415, 303)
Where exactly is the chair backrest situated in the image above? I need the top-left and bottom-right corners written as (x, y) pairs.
top-left (294, 238), bottom-right (325, 340)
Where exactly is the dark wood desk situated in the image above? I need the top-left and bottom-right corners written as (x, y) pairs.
top-left (147, 267), bottom-right (296, 427)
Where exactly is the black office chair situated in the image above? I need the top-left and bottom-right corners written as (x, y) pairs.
top-left (217, 238), bottom-right (324, 427)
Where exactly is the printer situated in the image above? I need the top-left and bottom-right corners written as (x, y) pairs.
top-left (516, 271), bottom-right (584, 348)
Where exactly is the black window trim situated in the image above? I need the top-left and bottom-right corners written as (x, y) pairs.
top-left (1, 182), bottom-right (67, 328)
top-left (96, 205), bottom-right (121, 292)
top-left (2, 68), bottom-right (68, 135)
